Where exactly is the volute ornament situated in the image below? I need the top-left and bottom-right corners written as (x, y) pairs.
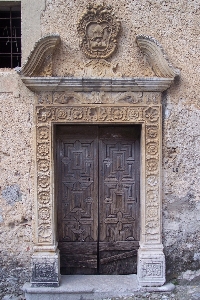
top-left (77, 4), bottom-right (121, 59)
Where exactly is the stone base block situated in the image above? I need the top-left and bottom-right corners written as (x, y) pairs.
top-left (137, 248), bottom-right (166, 287)
top-left (31, 250), bottom-right (60, 287)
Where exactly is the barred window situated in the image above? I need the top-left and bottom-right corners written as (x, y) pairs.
top-left (0, 2), bottom-right (21, 68)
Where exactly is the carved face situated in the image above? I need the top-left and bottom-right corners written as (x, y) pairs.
top-left (86, 22), bottom-right (111, 53)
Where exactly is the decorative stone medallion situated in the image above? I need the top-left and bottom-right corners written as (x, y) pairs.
top-left (77, 4), bottom-right (121, 59)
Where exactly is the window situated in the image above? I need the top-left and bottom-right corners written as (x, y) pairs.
top-left (0, 2), bottom-right (21, 68)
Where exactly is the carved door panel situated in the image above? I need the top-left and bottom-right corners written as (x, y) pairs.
top-left (99, 126), bottom-right (140, 274)
top-left (57, 125), bottom-right (98, 275)
top-left (56, 125), bottom-right (140, 275)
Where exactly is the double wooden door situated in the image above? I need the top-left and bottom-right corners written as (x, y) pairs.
top-left (56, 125), bottom-right (140, 275)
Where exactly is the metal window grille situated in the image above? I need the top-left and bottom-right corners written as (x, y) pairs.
top-left (0, 4), bottom-right (21, 68)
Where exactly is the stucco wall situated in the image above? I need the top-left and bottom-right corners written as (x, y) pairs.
top-left (0, 0), bottom-right (199, 297)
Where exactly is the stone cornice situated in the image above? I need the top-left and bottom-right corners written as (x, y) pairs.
top-left (18, 34), bottom-right (60, 77)
top-left (136, 35), bottom-right (180, 78)
top-left (21, 77), bottom-right (174, 92)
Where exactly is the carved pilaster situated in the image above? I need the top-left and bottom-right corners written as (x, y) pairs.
top-left (36, 123), bottom-right (53, 244)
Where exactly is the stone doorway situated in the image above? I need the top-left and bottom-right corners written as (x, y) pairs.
top-left (18, 32), bottom-right (180, 297)
top-left (56, 124), bottom-right (141, 275)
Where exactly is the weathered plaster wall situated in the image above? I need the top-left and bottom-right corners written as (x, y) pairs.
top-left (0, 72), bottom-right (35, 297)
top-left (0, 0), bottom-right (199, 297)
top-left (21, 0), bottom-right (46, 64)
top-left (163, 99), bottom-right (200, 282)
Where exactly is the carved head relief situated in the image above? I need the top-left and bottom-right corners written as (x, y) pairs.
top-left (77, 4), bottom-right (121, 59)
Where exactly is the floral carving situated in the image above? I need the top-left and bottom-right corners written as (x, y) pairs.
top-left (147, 142), bottom-right (158, 155)
top-left (145, 220), bottom-right (159, 236)
top-left (145, 107), bottom-right (159, 122)
top-left (77, 4), bottom-right (121, 59)
top-left (38, 160), bottom-right (49, 172)
top-left (38, 144), bottom-right (49, 156)
top-left (147, 159), bottom-right (158, 172)
top-left (72, 108), bottom-right (84, 119)
top-left (39, 208), bottom-right (50, 220)
top-left (128, 109), bottom-right (139, 120)
top-left (113, 108), bottom-right (124, 120)
top-left (36, 106), bottom-right (147, 123)
top-left (147, 189), bottom-right (159, 204)
top-left (38, 191), bottom-right (50, 204)
top-left (98, 107), bottom-right (109, 121)
top-left (56, 109), bottom-right (67, 119)
top-left (37, 108), bottom-right (52, 122)
top-left (38, 175), bottom-right (50, 189)
top-left (38, 224), bottom-right (52, 239)
top-left (147, 207), bottom-right (158, 218)
top-left (146, 125), bottom-right (158, 139)
top-left (38, 127), bottom-right (49, 141)
top-left (147, 176), bottom-right (158, 187)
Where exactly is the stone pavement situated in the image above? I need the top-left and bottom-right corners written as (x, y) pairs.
top-left (107, 284), bottom-right (200, 300)
top-left (2, 284), bottom-right (200, 300)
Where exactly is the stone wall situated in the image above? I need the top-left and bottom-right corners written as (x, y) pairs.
top-left (0, 0), bottom-right (199, 297)
top-left (0, 72), bottom-right (35, 298)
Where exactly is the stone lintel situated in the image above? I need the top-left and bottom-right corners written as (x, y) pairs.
top-left (21, 77), bottom-right (174, 93)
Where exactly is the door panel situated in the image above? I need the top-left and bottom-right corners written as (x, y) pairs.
top-left (56, 125), bottom-right (140, 275)
top-left (57, 126), bottom-right (98, 274)
top-left (99, 126), bottom-right (140, 274)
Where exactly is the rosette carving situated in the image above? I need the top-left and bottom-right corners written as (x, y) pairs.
top-left (145, 107), bottom-right (159, 123)
top-left (38, 160), bottom-right (49, 173)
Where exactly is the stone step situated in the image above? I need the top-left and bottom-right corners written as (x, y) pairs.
top-left (23, 275), bottom-right (175, 300)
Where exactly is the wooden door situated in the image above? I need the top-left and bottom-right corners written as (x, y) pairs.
top-left (56, 125), bottom-right (140, 275)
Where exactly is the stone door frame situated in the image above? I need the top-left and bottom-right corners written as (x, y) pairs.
top-left (29, 84), bottom-right (167, 288)
top-left (18, 34), bottom-right (179, 289)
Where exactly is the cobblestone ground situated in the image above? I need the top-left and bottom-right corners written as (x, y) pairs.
top-left (107, 284), bottom-right (200, 300)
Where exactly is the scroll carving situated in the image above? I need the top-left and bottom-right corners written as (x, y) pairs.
top-left (37, 91), bottom-right (147, 105)
top-left (18, 35), bottom-right (60, 77)
top-left (77, 4), bottom-right (121, 59)
top-left (136, 35), bottom-right (180, 78)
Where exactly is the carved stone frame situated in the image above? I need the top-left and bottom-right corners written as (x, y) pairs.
top-left (30, 88), bottom-right (164, 287)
